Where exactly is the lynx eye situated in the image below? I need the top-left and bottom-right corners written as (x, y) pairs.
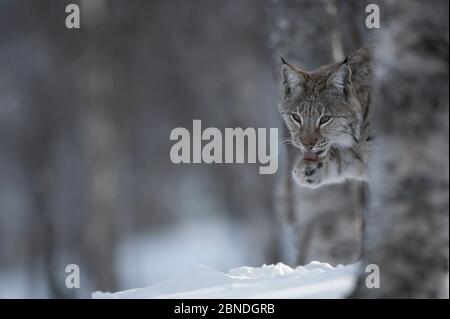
top-left (291, 113), bottom-right (301, 124)
top-left (319, 115), bottom-right (332, 125)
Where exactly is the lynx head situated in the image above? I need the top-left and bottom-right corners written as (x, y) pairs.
top-left (279, 52), bottom-right (368, 161)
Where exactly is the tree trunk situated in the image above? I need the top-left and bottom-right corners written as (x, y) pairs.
top-left (351, 0), bottom-right (449, 298)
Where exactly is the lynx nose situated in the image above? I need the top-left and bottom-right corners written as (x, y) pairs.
top-left (301, 137), bottom-right (318, 150)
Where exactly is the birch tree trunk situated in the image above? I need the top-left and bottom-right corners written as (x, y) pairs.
top-left (351, 0), bottom-right (449, 298)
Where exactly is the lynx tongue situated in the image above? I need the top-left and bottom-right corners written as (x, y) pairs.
top-left (304, 151), bottom-right (319, 161)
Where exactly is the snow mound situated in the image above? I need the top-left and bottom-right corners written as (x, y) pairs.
top-left (228, 263), bottom-right (295, 279)
top-left (92, 261), bottom-right (358, 299)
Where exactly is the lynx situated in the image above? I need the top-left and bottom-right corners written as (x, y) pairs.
top-left (279, 47), bottom-right (372, 188)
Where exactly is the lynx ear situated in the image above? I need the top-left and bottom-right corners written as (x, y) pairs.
top-left (328, 57), bottom-right (352, 93)
top-left (280, 57), bottom-right (305, 96)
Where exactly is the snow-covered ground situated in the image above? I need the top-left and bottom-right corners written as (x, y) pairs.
top-left (93, 261), bottom-right (358, 299)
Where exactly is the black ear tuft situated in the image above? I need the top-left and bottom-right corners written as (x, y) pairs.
top-left (280, 56), bottom-right (288, 65)
top-left (343, 55), bottom-right (349, 65)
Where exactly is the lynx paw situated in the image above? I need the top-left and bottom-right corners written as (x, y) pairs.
top-left (292, 160), bottom-right (325, 188)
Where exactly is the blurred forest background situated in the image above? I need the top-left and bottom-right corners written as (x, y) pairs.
top-left (0, 0), bottom-right (447, 298)
top-left (0, 0), bottom-right (281, 298)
